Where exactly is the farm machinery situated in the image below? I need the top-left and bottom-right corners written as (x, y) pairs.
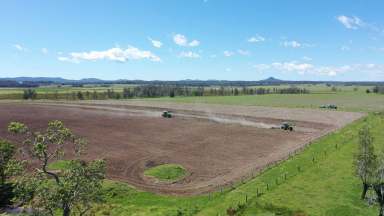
top-left (320, 104), bottom-right (338, 110)
top-left (162, 111), bottom-right (173, 118)
top-left (280, 122), bottom-right (294, 131)
top-left (271, 122), bottom-right (295, 131)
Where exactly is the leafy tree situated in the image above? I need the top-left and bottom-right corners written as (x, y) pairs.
top-left (373, 86), bottom-right (379, 93)
top-left (169, 89), bottom-right (175, 98)
top-left (92, 90), bottom-right (98, 100)
top-left (234, 88), bottom-right (239, 96)
top-left (373, 155), bottom-right (384, 216)
top-left (53, 91), bottom-right (59, 100)
top-left (23, 89), bottom-right (37, 100)
top-left (77, 91), bottom-right (84, 100)
top-left (122, 87), bottom-right (131, 99)
top-left (0, 139), bottom-right (23, 207)
top-left (373, 86), bottom-right (384, 94)
top-left (0, 140), bottom-right (16, 185)
top-left (8, 120), bottom-right (106, 216)
top-left (355, 125), bottom-right (377, 199)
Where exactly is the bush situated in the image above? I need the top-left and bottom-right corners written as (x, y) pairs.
top-left (0, 183), bottom-right (14, 207)
top-left (22, 89), bottom-right (37, 100)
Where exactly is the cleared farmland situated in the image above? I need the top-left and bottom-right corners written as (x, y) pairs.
top-left (0, 101), bottom-right (363, 195)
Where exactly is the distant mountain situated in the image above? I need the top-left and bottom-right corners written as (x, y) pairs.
top-left (0, 76), bottom-right (383, 87)
top-left (260, 77), bottom-right (284, 83)
top-left (79, 78), bottom-right (106, 83)
top-left (0, 77), bottom-right (74, 83)
top-left (0, 77), bottom-right (106, 84)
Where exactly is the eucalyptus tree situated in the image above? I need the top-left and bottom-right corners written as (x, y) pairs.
top-left (355, 125), bottom-right (377, 199)
top-left (0, 139), bottom-right (23, 207)
top-left (8, 120), bottom-right (106, 216)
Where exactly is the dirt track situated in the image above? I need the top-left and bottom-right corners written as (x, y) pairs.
top-left (0, 101), bottom-right (364, 195)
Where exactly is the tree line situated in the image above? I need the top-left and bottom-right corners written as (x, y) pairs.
top-left (373, 86), bottom-right (384, 94)
top-left (19, 85), bottom-right (310, 100)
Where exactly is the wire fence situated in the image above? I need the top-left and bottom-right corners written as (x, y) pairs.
top-left (201, 128), bottom-right (358, 216)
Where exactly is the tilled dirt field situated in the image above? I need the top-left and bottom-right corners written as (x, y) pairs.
top-left (0, 102), bottom-right (364, 195)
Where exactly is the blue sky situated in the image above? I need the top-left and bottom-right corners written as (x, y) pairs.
top-left (1, 0), bottom-right (384, 81)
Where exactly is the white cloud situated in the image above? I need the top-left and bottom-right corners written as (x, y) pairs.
top-left (188, 40), bottom-right (200, 47)
top-left (225, 68), bottom-right (232, 72)
top-left (253, 61), bottom-right (384, 77)
top-left (58, 56), bottom-right (80, 63)
top-left (148, 37), bottom-right (163, 48)
top-left (237, 49), bottom-right (250, 56)
top-left (337, 15), bottom-right (364, 29)
top-left (41, 48), bottom-right (49, 54)
top-left (13, 44), bottom-right (27, 52)
top-left (174, 34), bottom-right (187, 46)
top-left (173, 34), bottom-right (200, 47)
top-left (223, 50), bottom-right (234, 57)
top-left (271, 61), bottom-right (314, 73)
top-left (179, 51), bottom-right (200, 58)
top-left (58, 46), bottom-right (161, 63)
top-left (282, 41), bottom-right (302, 48)
top-left (248, 35), bottom-right (265, 43)
top-left (282, 40), bottom-right (314, 48)
top-left (337, 15), bottom-right (383, 34)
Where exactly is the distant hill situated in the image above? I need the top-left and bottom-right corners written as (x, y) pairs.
top-left (0, 77), bottom-right (73, 83)
top-left (0, 76), bottom-right (383, 87)
top-left (259, 77), bottom-right (284, 84)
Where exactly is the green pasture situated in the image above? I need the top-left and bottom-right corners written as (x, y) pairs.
top-left (152, 91), bottom-right (384, 112)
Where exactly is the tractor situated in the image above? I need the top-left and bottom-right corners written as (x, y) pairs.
top-left (280, 122), bottom-right (294, 131)
top-left (162, 111), bottom-right (172, 118)
top-left (320, 104), bottom-right (338, 110)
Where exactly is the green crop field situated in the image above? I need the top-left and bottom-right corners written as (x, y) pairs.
top-left (151, 91), bottom-right (384, 112)
top-left (0, 84), bottom-right (137, 95)
top-left (2, 83), bottom-right (382, 112)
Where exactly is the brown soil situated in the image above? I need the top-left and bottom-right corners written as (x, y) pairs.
top-left (0, 102), bottom-right (364, 195)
